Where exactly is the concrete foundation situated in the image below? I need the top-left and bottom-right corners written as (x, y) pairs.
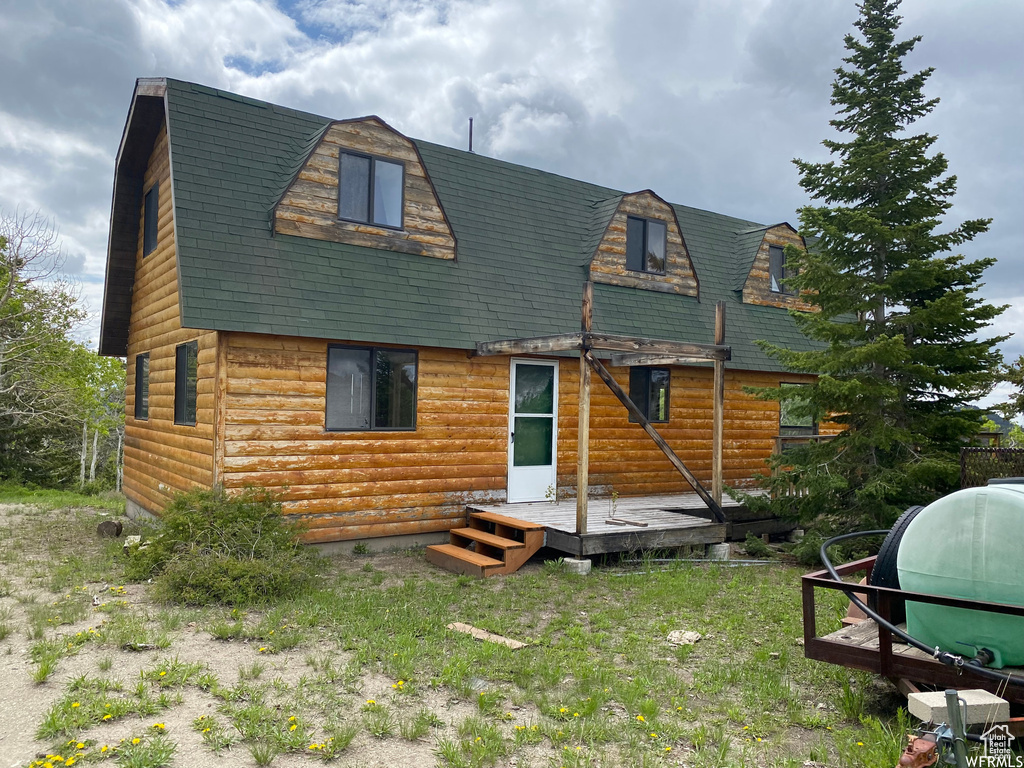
top-left (562, 557), bottom-right (592, 575)
top-left (706, 542), bottom-right (731, 561)
top-left (311, 530), bottom-right (449, 556)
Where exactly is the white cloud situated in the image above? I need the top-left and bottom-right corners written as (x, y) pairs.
top-left (0, 0), bottom-right (1020, 380)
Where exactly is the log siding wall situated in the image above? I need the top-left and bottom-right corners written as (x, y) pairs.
top-left (217, 334), bottom-right (820, 542)
top-left (742, 225), bottom-right (816, 310)
top-left (274, 119), bottom-right (456, 261)
top-left (124, 123), bottom-right (217, 514)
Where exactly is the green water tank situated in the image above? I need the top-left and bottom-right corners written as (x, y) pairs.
top-left (896, 483), bottom-right (1024, 668)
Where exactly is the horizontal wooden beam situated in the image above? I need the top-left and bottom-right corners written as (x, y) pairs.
top-left (475, 332), bottom-right (730, 362)
top-left (586, 333), bottom-right (730, 361)
top-left (609, 353), bottom-right (713, 367)
top-left (475, 333), bottom-right (583, 356)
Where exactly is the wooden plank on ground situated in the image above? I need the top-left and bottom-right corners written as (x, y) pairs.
top-left (447, 622), bottom-right (527, 649)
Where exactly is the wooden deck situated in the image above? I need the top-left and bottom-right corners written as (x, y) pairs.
top-left (467, 492), bottom-right (761, 556)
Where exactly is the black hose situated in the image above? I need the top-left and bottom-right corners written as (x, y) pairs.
top-left (819, 531), bottom-right (1024, 689)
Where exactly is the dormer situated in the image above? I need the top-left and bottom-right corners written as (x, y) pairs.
top-left (736, 223), bottom-right (814, 310)
top-left (273, 117), bottom-right (456, 260)
top-left (588, 191), bottom-right (698, 297)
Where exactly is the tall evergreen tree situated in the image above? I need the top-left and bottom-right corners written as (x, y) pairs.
top-left (757, 0), bottom-right (1006, 528)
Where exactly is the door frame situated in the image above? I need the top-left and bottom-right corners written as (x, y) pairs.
top-left (506, 357), bottom-right (558, 503)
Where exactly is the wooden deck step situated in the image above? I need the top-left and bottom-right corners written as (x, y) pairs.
top-left (468, 510), bottom-right (546, 531)
top-left (450, 528), bottom-right (525, 550)
top-left (425, 544), bottom-right (504, 578)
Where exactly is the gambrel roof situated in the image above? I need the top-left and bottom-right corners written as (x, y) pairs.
top-left (101, 78), bottom-right (817, 371)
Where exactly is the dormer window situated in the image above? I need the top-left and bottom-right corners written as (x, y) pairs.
top-left (625, 216), bottom-right (667, 275)
top-left (338, 152), bottom-right (404, 229)
top-left (769, 245), bottom-right (795, 294)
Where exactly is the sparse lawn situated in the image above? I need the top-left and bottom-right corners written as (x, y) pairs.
top-left (0, 490), bottom-right (911, 768)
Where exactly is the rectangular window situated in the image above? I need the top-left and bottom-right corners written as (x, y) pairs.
top-left (628, 367), bottom-right (670, 424)
top-left (326, 345), bottom-right (417, 431)
top-left (174, 341), bottom-right (198, 426)
top-left (338, 152), bottom-right (404, 229)
top-left (625, 216), bottom-right (667, 274)
top-left (143, 184), bottom-right (159, 256)
top-left (134, 353), bottom-right (150, 420)
top-left (779, 382), bottom-right (816, 436)
top-left (769, 245), bottom-right (797, 294)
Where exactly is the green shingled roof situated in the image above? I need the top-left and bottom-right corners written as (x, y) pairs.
top-left (107, 78), bottom-right (821, 372)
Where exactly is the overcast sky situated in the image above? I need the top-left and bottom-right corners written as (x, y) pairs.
top-left (1, 0), bottom-right (1022, 404)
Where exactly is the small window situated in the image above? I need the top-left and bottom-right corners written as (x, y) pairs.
top-left (174, 341), bottom-right (198, 426)
top-left (779, 382), bottom-right (816, 436)
top-left (625, 216), bottom-right (667, 274)
top-left (326, 345), bottom-right (417, 431)
top-left (143, 184), bottom-right (159, 256)
top-left (134, 353), bottom-right (150, 421)
top-left (338, 152), bottom-right (404, 229)
top-left (769, 245), bottom-right (797, 295)
top-left (628, 367), bottom-right (670, 424)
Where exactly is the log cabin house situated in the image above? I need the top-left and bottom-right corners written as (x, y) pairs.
top-left (100, 78), bottom-right (825, 574)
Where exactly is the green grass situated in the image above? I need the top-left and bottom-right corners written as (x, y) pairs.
top-left (0, 491), bottom-right (923, 767)
top-left (0, 484), bottom-right (125, 512)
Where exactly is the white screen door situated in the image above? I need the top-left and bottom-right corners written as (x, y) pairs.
top-left (507, 359), bottom-right (558, 503)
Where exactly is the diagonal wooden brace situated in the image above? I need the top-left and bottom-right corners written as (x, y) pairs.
top-left (583, 351), bottom-right (726, 523)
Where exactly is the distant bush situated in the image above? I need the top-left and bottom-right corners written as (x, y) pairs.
top-left (742, 531), bottom-right (773, 559)
top-left (126, 486), bottom-right (319, 606)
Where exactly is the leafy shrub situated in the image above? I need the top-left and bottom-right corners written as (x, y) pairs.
top-left (742, 531), bottom-right (773, 559)
top-left (126, 487), bottom-right (319, 606)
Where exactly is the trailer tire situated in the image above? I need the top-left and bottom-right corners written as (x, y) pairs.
top-left (867, 505), bottom-right (925, 622)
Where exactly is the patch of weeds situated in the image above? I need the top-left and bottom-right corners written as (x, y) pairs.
top-left (0, 605), bottom-right (13, 641)
top-left (125, 486), bottom-right (320, 606)
top-left (542, 558), bottom-right (566, 574)
top-left (837, 677), bottom-right (867, 721)
top-left (448, 716), bottom-right (509, 767)
top-left (0, 576), bottom-right (13, 596)
top-left (98, 655), bottom-right (113, 671)
top-left (743, 532), bottom-right (774, 558)
top-left (512, 723), bottom-right (543, 747)
top-left (193, 715), bottom-right (234, 753)
top-left (400, 708), bottom-right (442, 741)
top-left (143, 657), bottom-right (206, 688)
top-left (248, 740), bottom-right (279, 766)
top-left (239, 661), bottom-right (266, 680)
top-left (834, 709), bottom-right (911, 768)
top-left (476, 689), bottom-right (503, 715)
top-left (352, 542), bottom-right (370, 555)
top-left (209, 619), bottom-right (246, 640)
top-left (362, 699), bottom-right (396, 738)
top-left (111, 733), bottom-right (177, 768)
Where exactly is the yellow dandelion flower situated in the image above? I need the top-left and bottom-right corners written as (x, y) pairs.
top-left (71, 702), bottom-right (80, 708)
top-left (131, 738), bottom-right (140, 745)
top-left (289, 716), bottom-right (297, 722)
top-left (152, 723), bottom-right (165, 730)
top-left (290, 724), bottom-right (297, 731)
top-left (100, 746), bottom-right (108, 754)
top-left (559, 707), bottom-right (567, 713)
top-left (857, 741), bottom-right (864, 746)
top-left (159, 671), bottom-right (166, 677)
top-left (75, 743), bottom-right (85, 749)
top-left (650, 732), bottom-right (658, 739)
top-left (664, 746), bottom-right (672, 752)
top-left (103, 714), bottom-right (112, 721)
top-left (366, 699), bottom-right (376, 705)
top-left (635, 714), bottom-right (645, 722)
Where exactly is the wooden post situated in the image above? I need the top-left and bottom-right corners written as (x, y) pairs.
top-left (576, 281), bottom-right (593, 535)
top-left (712, 301), bottom-right (726, 506)
top-left (585, 351), bottom-right (726, 523)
